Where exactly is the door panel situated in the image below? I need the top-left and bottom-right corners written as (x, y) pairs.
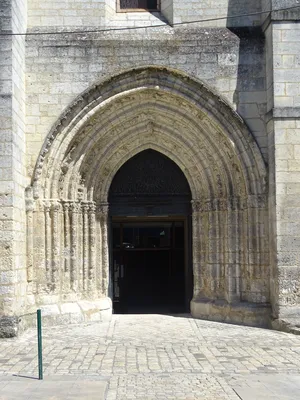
top-left (124, 250), bottom-right (170, 311)
top-left (112, 220), bottom-right (186, 313)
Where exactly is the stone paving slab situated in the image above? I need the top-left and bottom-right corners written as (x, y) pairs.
top-left (107, 372), bottom-right (238, 400)
top-left (230, 374), bottom-right (300, 400)
top-left (0, 376), bottom-right (108, 400)
top-left (0, 315), bottom-right (300, 399)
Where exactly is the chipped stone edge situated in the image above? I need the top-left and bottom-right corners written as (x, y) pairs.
top-left (191, 299), bottom-right (272, 328)
top-left (272, 318), bottom-right (300, 335)
top-left (9, 298), bottom-right (113, 337)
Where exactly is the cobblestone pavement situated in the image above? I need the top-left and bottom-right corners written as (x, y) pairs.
top-left (1, 314), bottom-right (300, 399)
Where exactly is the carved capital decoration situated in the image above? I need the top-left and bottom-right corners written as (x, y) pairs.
top-left (70, 201), bottom-right (81, 213)
top-left (191, 199), bottom-right (203, 213)
top-left (98, 202), bottom-right (109, 216)
top-left (191, 196), bottom-right (254, 213)
top-left (27, 67), bottom-right (269, 310)
top-left (81, 201), bottom-right (90, 214)
top-left (89, 202), bottom-right (96, 213)
top-left (62, 201), bottom-right (71, 212)
top-left (43, 201), bottom-right (51, 213)
top-left (51, 200), bottom-right (62, 213)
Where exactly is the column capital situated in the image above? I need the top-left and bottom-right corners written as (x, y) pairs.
top-left (97, 202), bottom-right (109, 215)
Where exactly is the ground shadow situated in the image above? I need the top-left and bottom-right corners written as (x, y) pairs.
top-left (12, 374), bottom-right (39, 380)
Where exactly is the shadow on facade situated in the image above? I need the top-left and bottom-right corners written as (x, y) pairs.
top-left (227, 1), bottom-right (267, 163)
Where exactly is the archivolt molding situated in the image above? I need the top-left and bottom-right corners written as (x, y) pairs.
top-left (27, 66), bottom-right (269, 307)
top-left (32, 66), bottom-right (267, 201)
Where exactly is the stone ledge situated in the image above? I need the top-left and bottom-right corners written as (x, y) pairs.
top-left (271, 8), bottom-right (300, 21)
top-left (39, 298), bottom-right (112, 327)
top-left (273, 107), bottom-right (300, 118)
top-left (191, 298), bottom-right (271, 328)
top-left (6, 298), bottom-right (113, 338)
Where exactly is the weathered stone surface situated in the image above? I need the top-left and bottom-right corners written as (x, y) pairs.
top-left (0, 316), bottom-right (18, 338)
top-left (191, 298), bottom-right (271, 328)
top-left (3, 315), bottom-right (300, 399)
top-left (1, 0), bottom-right (300, 335)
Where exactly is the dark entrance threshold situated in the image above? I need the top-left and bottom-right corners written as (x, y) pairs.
top-left (111, 220), bottom-right (187, 314)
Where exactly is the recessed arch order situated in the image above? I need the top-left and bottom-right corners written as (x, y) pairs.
top-left (27, 66), bottom-right (270, 324)
top-left (32, 66), bottom-right (266, 202)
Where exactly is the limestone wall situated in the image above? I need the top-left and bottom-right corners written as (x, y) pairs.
top-left (0, 0), bottom-right (27, 336)
top-left (273, 22), bottom-right (300, 108)
top-left (27, 0), bottom-right (106, 28)
top-left (0, 0), bottom-right (14, 325)
top-left (266, 12), bottom-right (300, 322)
top-left (25, 26), bottom-right (268, 176)
top-left (26, 66), bottom-right (269, 327)
top-left (22, 2), bottom-right (270, 328)
top-left (3, 0), bottom-right (300, 333)
top-left (27, 0), bottom-right (263, 28)
top-left (172, 0), bottom-right (262, 26)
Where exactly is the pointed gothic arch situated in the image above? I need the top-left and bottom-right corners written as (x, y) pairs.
top-left (26, 66), bottom-right (270, 325)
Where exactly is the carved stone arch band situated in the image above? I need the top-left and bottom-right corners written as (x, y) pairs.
top-left (26, 66), bottom-right (268, 325)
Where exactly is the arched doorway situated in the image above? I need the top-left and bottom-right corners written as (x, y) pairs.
top-left (108, 149), bottom-right (192, 313)
top-left (26, 67), bottom-right (270, 326)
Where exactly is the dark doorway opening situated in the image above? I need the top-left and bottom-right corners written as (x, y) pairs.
top-left (119, 0), bottom-right (159, 11)
top-left (112, 219), bottom-right (187, 313)
top-left (108, 150), bottom-right (192, 314)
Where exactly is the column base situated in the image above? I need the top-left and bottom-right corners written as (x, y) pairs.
top-left (271, 318), bottom-right (300, 335)
top-left (7, 297), bottom-right (113, 337)
top-left (38, 297), bottom-right (112, 326)
top-left (191, 298), bottom-right (271, 328)
top-left (271, 307), bottom-right (300, 334)
top-left (0, 316), bottom-right (19, 338)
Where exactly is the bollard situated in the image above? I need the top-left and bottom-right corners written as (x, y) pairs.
top-left (37, 309), bottom-right (43, 380)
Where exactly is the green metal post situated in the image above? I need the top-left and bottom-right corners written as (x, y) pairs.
top-left (37, 309), bottom-right (43, 380)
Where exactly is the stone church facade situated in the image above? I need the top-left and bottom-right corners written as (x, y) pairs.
top-left (0, 0), bottom-right (300, 336)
